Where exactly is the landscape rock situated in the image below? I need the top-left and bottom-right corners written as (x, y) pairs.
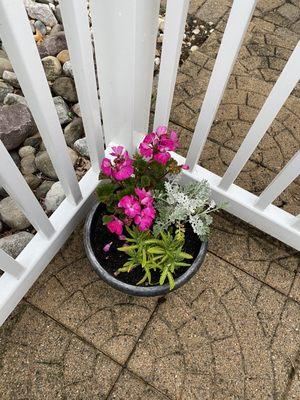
top-left (0, 82), bottom-right (13, 104)
top-left (45, 181), bottom-right (65, 211)
top-left (34, 20), bottom-right (47, 36)
top-left (50, 24), bottom-right (63, 35)
top-left (57, 50), bottom-right (70, 64)
top-left (62, 61), bottom-right (73, 78)
top-left (53, 96), bottom-right (72, 125)
top-left (53, 5), bottom-right (62, 24)
top-left (21, 154), bottom-right (36, 175)
top-left (0, 58), bottom-right (13, 78)
top-left (4, 93), bottom-right (27, 106)
top-left (24, 173), bottom-right (42, 190)
top-left (42, 55), bottom-right (62, 81)
top-left (37, 32), bottom-right (67, 58)
top-left (2, 71), bottom-right (20, 88)
top-left (25, 1), bottom-right (57, 27)
top-left (64, 117), bottom-right (84, 147)
top-left (0, 197), bottom-right (31, 230)
top-left (0, 232), bottom-right (34, 258)
top-left (9, 151), bottom-right (21, 169)
top-left (19, 145), bottom-right (36, 158)
top-left (35, 180), bottom-right (54, 199)
top-left (0, 104), bottom-right (36, 150)
top-left (71, 103), bottom-right (81, 117)
top-left (52, 77), bottom-right (78, 103)
top-left (74, 137), bottom-right (89, 158)
top-left (24, 133), bottom-right (42, 149)
top-left (35, 147), bottom-right (77, 179)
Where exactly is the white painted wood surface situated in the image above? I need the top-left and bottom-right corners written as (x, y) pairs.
top-left (59, 0), bottom-right (105, 172)
top-left (255, 151), bottom-right (300, 210)
top-left (220, 41), bottom-right (300, 191)
top-left (134, 0), bottom-right (160, 133)
top-left (154, 0), bottom-right (190, 129)
top-left (0, 250), bottom-right (25, 278)
top-left (0, 142), bottom-right (55, 239)
top-left (90, 0), bottom-right (136, 152)
top-left (185, 0), bottom-right (257, 170)
top-left (0, 0), bottom-right (82, 205)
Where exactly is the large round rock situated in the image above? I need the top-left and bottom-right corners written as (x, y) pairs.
top-left (0, 197), bottom-right (31, 230)
top-left (35, 148), bottom-right (78, 179)
top-left (0, 104), bottom-right (37, 150)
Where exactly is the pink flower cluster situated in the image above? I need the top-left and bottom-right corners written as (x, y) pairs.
top-left (139, 125), bottom-right (179, 165)
top-left (107, 188), bottom-right (155, 234)
top-left (101, 146), bottom-right (134, 181)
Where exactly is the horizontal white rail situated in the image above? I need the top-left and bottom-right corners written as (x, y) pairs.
top-left (0, 250), bottom-right (24, 278)
top-left (220, 41), bottom-right (300, 191)
top-left (171, 153), bottom-right (300, 251)
top-left (255, 151), bottom-right (300, 210)
top-left (185, 0), bottom-right (257, 171)
top-left (59, 0), bottom-right (105, 172)
top-left (135, 0), bottom-right (160, 133)
top-left (90, 0), bottom-right (136, 151)
top-left (0, 0), bottom-right (82, 205)
top-left (0, 142), bottom-right (55, 238)
top-left (154, 0), bottom-right (190, 128)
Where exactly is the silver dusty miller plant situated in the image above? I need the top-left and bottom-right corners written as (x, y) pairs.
top-left (153, 177), bottom-right (224, 241)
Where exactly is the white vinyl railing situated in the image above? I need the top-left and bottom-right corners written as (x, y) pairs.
top-left (0, 0), bottom-right (299, 325)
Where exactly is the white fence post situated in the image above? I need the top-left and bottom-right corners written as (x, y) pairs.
top-left (220, 41), bottom-right (300, 191)
top-left (90, 0), bottom-right (136, 152)
top-left (185, 0), bottom-right (257, 171)
top-left (59, 0), bottom-right (105, 172)
top-left (0, 0), bottom-right (82, 205)
top-left (0, 142), bottom-right (55, 239)
top-left (154, 0), bottom-right (190, 129)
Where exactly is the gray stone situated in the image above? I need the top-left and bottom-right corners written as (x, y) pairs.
top-left (42, 55), bottom-right (62, 81)
top-left (9, 151), bottom-right (21, 169)
top-left (34, 20), bottom-right (47, 36)
top-left (74, 137), bottom-right (89, 158)
top-left (0, 81), bottom-right (13, 104)
top-left (50, 23), bottom-right (63, 35)
top-left (35, 180), bottom-right (54, 199)
top-left (53, 96), bottom-right (72, 125)
top-left (2, 71), bottom-right (20, 88)
top-left (24, 133), bottom-right (42, 149)
top-left (52, 77), bottom-right (78, 103)
top-left (0, 197), bottom-right (31, 230)
top-left (21, 154), bottom-right (36, 175)
top-left (0, 104), bottom-right (36, 150)
top-left (37, 32), bottom-right (67, 58)
top-left (63, 61), bottom-right (73, 78)
top-left (45, 181), bottom-right (65, 211)
top-left (24, 173), bottom-right (42, 190)
top-left (4, 93), bottom-right (27, 106)
top-left (0, 232), bottom-right (34, 258)
top-left (19, 145), bottom-right (36, 158)
top-left (0, 58), bottom-right (13, 78)
top-left (35, 147), bottom-right (77, 179)
top-left (54, 4), bottom-right (62, 24)
top-left (25, 1), bottom-right (57, 27)
top-left (71, 103), bottom-right (81, 117)
top-left (64, 117), bottom-right (84, 147)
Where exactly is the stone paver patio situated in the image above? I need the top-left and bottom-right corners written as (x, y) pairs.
top-left (1, 0), bottom-right (300, 399)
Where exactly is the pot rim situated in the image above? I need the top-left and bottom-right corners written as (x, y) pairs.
top-left (84, 202), bottom-right (208, 297)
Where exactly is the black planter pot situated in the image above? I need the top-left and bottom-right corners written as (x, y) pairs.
top-left (84, 203), bottom-right (208, 297)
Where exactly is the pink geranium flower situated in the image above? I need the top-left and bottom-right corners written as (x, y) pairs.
top-left (101, 146), bottom-right (134, 181)
top-left (107, 217), bottom-right (123, 235)
top-left (134, 205), bottom-right (156, 231)
top-left (118, 195), bottom-right (141, 218)
top-left (135, 188), bottom-right (154, 206)
top-left (156, 125), bottom-right (168, 136)
top-left (153, 151), bottom-right (171, 165)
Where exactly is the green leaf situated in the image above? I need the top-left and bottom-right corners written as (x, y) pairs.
top-left (147, 247), bottom-right (164, 255)
top-left (179, 252), bottom-right (193, 259)
top-left (117, 245), bottom-right (138, 252)
top-left (140, 175), bottom-right (151, 187)
top-left (167, 271), bottom-right (175, 290)
top-left (102, 215), bottom-right (113, 224)
top-left (159, 268), bottom-right (168, 286)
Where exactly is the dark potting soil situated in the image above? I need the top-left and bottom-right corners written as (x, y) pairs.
top-left (90, 203), bottom-right (202, 287)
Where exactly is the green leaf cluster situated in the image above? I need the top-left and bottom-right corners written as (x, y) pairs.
top-left (117, 226), bottom-right (192, 290)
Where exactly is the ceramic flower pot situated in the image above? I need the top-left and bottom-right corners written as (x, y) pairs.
top-left (84, 203), bottom-right (208, 297)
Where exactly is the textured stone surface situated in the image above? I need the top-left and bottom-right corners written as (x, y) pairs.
top-left (0, 197), bottom-right (30, 230)
top-left (53, 96), bottom-right (72, 125)
top-left (52, 76), bottom-right (78, 103)
top-left (0, 104), bottom-right (36, 150)
top-left (42, 55), bottom-right (62, 81)
top-left (35, 147), bottom-right (77, 179)
top-left (45, 181), bottom-right (65, 211)
top-left (0, 232), bottom-right (33, 258)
